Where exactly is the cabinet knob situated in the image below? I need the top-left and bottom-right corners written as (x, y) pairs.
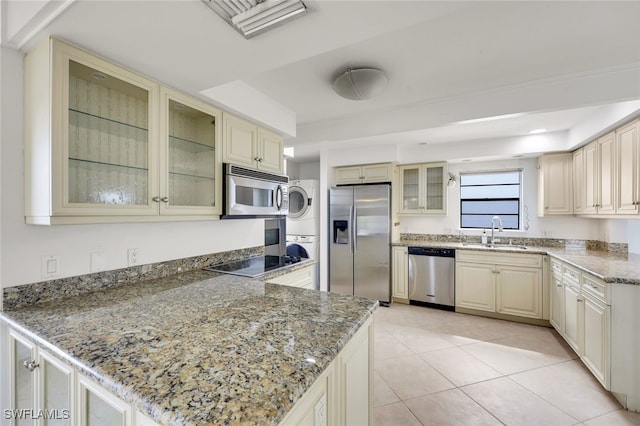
top-left (254, 157), bottom-right (260, 162)
top-left (23, 360), bottom-right (39, 372)
top-left (161, 197), bottom-right (169, 203)
top-left (152, 196), bottom-right (161, 203)
top-left (545, 206), bottom-right (549, 209)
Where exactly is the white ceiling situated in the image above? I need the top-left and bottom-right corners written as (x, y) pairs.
top-left (10, 0), bottom-right (640, 161)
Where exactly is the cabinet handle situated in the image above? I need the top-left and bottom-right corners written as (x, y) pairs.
top-left (577, 298), bottom-right (584, 302)
top-left (23, 360), bottom-right (39, 372)
top-left (545, 206), bottom-right (549, 209)
top-left (254, 157), bottom-right (260, 162)
top-left (161, 197), bottom-right (169, 203)
top-left (556, 284), bottom-right (562, 288)
top-left (152, 196), bottom-right (161, 203)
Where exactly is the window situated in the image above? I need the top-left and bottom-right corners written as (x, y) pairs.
top-left (460, 170), bottom-right (521, 229)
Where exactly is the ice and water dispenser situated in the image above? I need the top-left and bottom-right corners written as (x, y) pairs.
top-left (333, 220), bottom-right (349, 244)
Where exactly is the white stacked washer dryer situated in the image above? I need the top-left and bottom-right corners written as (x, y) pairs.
top-left (286, 179), bottom-right (320, 288)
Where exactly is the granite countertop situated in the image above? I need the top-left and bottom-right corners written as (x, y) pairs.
top-left (393, 240), bottom-right (640, 285)
top-left (1, 269), bottom-right (377, 425)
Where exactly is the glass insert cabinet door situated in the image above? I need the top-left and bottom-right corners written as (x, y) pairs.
top-left (60, 56), bottom-right (159, 215)
top-left (160, 89), bottom-right (221, 215)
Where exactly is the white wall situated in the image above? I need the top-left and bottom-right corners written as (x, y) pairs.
top-left (286, 159), bottom-right (320, 180)
top-left (0, 46), bottom-right (263, 290)
top-left (628, 221), bottom-right (640, 254)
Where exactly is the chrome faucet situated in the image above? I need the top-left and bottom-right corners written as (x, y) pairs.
top-left (490, 216), bottom-right (503, 245)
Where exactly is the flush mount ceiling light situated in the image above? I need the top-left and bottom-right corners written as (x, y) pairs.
top-left (202, 0), bottom-right (307, 39)
top-left (529, 128), bottom-right (548, 134)
top-left (332, 68), bottom-right (388, 100)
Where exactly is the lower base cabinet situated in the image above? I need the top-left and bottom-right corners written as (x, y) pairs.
top-left (582, 293), bottom-right (610, 386)
top-left (550, 259), bottom-right (611, 391)
top-left (2, 315), bottom-right (373, 426)
top-left (455, 251), bottom-right (544, 320)
top-left (265, 264), bottom-right (315, 289)
top-left (392, 246), bottom-right (408, 302)
top-left (280, 316), bottom-right (373, 426)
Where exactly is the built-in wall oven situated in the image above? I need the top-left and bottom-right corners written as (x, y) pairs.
top-left (222, 163), bottom-right (289, 218)
top-left (264, 217), bottom-right (286, 257)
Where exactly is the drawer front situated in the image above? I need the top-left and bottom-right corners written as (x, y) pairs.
top-left (563, 264), bottom-right (581, 287)
top-left (582, 273), bottom-right (609, 305)
top-left (550, 258), bottom-right (563, 276)
top-left (457, 250), bottom-right (543, 268)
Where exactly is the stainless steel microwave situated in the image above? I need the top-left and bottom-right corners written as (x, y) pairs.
top-left (222, 164), bottom-right (289, 218)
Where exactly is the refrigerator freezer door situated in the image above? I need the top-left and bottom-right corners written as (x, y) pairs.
top-left (354, 185), bottom-right (391, 303)
top-left (329, 187), bottom-right (354, 296)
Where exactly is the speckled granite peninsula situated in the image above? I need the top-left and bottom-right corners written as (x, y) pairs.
top-left (1, 270), bottom-right (378, 425)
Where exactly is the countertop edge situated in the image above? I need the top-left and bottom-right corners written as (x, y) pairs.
top-left (393, 241), bottom-right (640, 286)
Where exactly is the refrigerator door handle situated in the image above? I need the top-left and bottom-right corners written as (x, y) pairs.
top-left (352, 203), bottom-right (357, 253)
top-left (348, 204), bottom-right (355, 254)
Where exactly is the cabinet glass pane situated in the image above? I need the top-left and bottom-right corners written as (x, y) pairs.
top-left (43, 359), bottom-right (70, 426)
top-left (168, 99), bottom-right (216, 207)
top-left (402, 168), bottom-right (420, 210)
top-left (425, 166), bottom-right (443, 210)
top-left (14, 339), bottom-right (33, 426)
top-left (85, 389), bottom-right (124, 426)
top-left (68, 60), bottom-right (149, 205)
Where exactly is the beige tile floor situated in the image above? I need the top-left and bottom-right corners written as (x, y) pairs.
top-left (373, 304), bottom-right (640, 426)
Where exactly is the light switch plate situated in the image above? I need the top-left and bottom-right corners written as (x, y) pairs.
top-left (41, 255), bottom-right (60, 278)
top-left (90, 251), bottom-right (106, 273)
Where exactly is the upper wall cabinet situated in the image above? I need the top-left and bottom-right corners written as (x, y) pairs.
top-left (335, 163), bottom-right (394, 185)
top-left (537, 153), bottom-right (573, 216)
top-left (571, 118), bottom-right (640, 218)
top-left (582, 133), bottom-right (616, 215)
top-left (222, 113), bottom-right (284, 174)
top-left (160, 88), bottom-right (222, 216)
top-left (398, 162), bottom-right (447, 215)
top-left (24, 38), bottom-right (222, 224)
top-left (615, 119), bottom-right (640, 215)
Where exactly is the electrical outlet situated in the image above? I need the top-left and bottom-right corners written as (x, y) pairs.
top-left (41, 255), bottom-right (60, 278)
top-left (127, 248), bottom-right (139, 266)
top-left (314, 393), bottom-right (327, 426)
top-left (90, 251), bottom-right (106, 273)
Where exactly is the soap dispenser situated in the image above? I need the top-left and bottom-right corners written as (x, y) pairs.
top-left (481, 230), bottom-right (488, 245)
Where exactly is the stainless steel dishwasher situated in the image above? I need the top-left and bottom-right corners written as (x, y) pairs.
top-left (408, 247), bottom-right (455, 311)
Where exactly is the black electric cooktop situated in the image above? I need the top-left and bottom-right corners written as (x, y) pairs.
top-left (204, 255), bottom-right (302, 278)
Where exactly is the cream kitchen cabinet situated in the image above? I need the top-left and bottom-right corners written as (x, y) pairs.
top-left (160, 88), bottom-right (221, 216)
top-left (334, 163), bottom-right (393, 185)
top-left (549, 259), bottom-right (565, 334)
top-left (550, 259), bottom-right (611, 390)
top-left (577, 133), bottom-right (616, 216)
top-left (455, 261), bottom-right (496, 312)
top-left (615, 119), bottom-right (640, 215)
top-left (392, 246), bottom-right (409, 302)
top-left (398, 163), bottom-right (447, 215)
top-left (279, 316), bottom-right (373, 426)
top-left (222, 113), bottom-right (284, 174)
top-left (537, 153), bottom-right (573, 216)
top-left (265, 264), bottom-right (315, 289)
top-left (24, 38), bottom-right (224, 225)
top-left (455, 250), bottom-right (544, 320)
top-left (562, 265), bottom-right (583, 354)
top-left (573, 148), bottom-right (586, 214)
top-left (78, 375), bottom-right (132, 426)
top-left (3, 328), bottom-right (75, 426)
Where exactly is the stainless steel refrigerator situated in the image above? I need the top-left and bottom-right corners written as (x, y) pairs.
top-left (329, 184), bottom-right (391, 304)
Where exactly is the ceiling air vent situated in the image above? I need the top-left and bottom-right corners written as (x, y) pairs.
top-left (202, 0), bottom-right (307, 39)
